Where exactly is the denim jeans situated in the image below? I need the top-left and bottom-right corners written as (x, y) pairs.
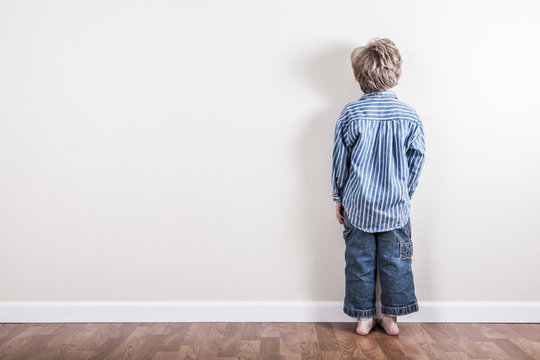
top-left (342, 210), bottom-right (419, 319)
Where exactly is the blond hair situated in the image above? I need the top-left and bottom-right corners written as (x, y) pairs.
top-left (350, 38), bottom-right (402, 93)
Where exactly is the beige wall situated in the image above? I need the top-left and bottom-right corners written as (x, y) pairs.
top-left (0, 0), bottom-right (539, 302)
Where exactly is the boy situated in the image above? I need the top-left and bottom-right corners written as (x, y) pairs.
top-left (331, 38), bottom-right (426, 335)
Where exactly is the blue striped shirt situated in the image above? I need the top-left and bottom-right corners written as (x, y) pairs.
top-left (331, 89), bottom-right (426, 232)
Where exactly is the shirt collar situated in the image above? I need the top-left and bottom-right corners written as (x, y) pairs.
top-left (359, 89), bottom-right (397, 100)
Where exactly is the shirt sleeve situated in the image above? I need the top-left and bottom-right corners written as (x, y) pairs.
top-left (406, 123), bottom-right (426, 198)
top-left (331, 107), bottom-right (351, 203)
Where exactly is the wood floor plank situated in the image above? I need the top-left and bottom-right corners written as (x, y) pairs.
top-left (151, 350), bottom-right (179, 360)
top-left (508, 337), bottom-right (540, 360)
top-left (497, 324), bottom-right (535, 340)
top-left (441, 352), bottom-right (469, 360)
top-left (354, 337), bottom-right (386, 359)
top-left (86, 336), bottom-right (129, 360)
top-left (492, 338), bottom-right (534, 360)
top-left (79, 323), bottom-right (139, 354)
top-left (0, 324), bottom-right (32, 347)
top-left (299, 340), bottom-right (322, 360)
top-left (0, 334), bottom-right (54, 359)
top-left (259, 336), bottom-right (279, 360)
top-left (451, 323), bottom-right (488, 342)
top-left (276, 322), bottom-right (300, 357)
top-left (414, 341), bottom-right (449, 360)
top-left (297, 322), bottom-right (318, 343)
top-left (17, 323), bottom-right (64, 336)
top-left (375, 337), bottom-right (414, 360)
top-left (0, 322), bottom-right (537, 359)
top-left (155, 323), bottom-right (192, 352)
top-left (394, 324), bottom-right (432, 360)
top-left (331, 322), bottom-right (359, 358)
top-left (104, 334), bottom-right (167, 360)
top-left (320, 349), bottom-right (350, 359)
top-left (181, 323), bottom-right (227, 359)
top-left (241, 323), bottom-right (262, 341)
top-left (314, 322), bottom-right (339, 351)
top-left (519, 324), bottom-right (540, 341)
top-left (420, 323), bottom-right (468, 353)
top-left (31, 323), bottom-right (91, 360)
top-left (478, 323), bottom-right (519, 339)
top-left (463, 340), bottom-right (512, 360)
top-left (237, 339), bottom-right (260, 360)
top-left (217, 322), bottom-right (243, 358)
top-left (175, 344), bottom-right (199, 360)
top-left (260, 323), bottom-right (280, 337)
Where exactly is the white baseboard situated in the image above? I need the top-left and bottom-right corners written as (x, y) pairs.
top-left (0, 301), bottom-right (538, 323)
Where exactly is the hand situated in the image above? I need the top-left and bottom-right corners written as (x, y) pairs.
top-left (336, 202), bottom-right (344, 224)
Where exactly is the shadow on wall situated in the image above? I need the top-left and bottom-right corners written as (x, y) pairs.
top-left (293, 44), bottom-right (438, 304)
top-left (293, 44), bottom-right (360, 301)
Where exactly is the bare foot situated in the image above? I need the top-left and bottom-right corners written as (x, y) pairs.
top-left (356, 317), bottom-right (375, 335)
top-left (376, 315), bottom-right (399, 335)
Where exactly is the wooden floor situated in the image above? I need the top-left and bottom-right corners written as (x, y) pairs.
top-left (0, 322), bottom-right (539, 359)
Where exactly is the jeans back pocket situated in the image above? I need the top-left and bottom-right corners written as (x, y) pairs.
top-left (399, 240), bottom-right (413, 259)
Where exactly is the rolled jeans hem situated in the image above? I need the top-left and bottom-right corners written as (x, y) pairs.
top-left (381, 302), bottom-right (419, 316)
top-left (343, 303), bottom-right (375, 319)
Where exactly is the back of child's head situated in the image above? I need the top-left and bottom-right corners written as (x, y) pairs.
top-left (350, 38), bottom-right (402, 93)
